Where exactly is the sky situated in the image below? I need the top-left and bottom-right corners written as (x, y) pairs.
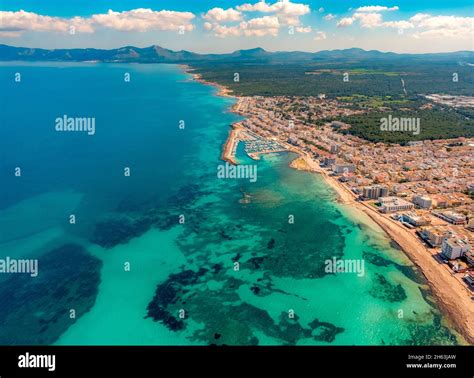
top-left (0, 0), bottom-right (473, 53)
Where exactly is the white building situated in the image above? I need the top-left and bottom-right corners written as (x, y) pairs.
top-left (434, 211), bottom-right (466, 225)
top-left (379, 197), bottom-right (414, 213)
top-left (401, 212), bottom-right (430, 227)
top-left (412, 195), bottom-right (432, 209)
top-left (441, 236), bottom-right (471, 260)
top-left (420, 227), bottom-right (449, 247)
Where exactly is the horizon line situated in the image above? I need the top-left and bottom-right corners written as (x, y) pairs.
top-left (1, 43), bottom-right (473, 56)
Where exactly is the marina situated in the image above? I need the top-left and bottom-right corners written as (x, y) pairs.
top-left (222, 123), bottom-right (287, 164)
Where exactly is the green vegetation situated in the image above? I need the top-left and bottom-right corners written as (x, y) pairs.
top-left (307, 68), bottom-right (403, 76)
top-left (336, 106), bottom-right (474, 144)
top-left (191, 59), bottom-right (473, 143)
top-left (337, 94), bottom-right (412, 108)
top-left (192, 61), bottom-right (474, 97)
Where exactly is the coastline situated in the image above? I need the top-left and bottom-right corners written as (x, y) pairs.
top-left (180, 64), bottom-right (233, 97)
top-left (221, 123), bottom-right (242, 165)
top-left (184, 66), bottom-right (474, 345)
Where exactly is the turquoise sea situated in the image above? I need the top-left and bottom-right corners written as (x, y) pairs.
top-left (0, 63), bottom-right (462, 345)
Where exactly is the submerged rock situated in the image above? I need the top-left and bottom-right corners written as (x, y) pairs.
top-left (369, 273), bottom-right (407, 303)
top-left (0, 244), bottom-right (102, 345)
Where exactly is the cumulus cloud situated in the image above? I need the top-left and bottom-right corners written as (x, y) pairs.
top-left (409, 13), bottom-right (474, 38)
top-left (336, 8), bottom-right (474, 40)
top-left (203, 7), bottom-right (242, 23)
top-left (353, 12), bottom-right (383, 28)
top-left (324, 13), bottom-right (336, 21)
top-left (205, 15), bottom-right (280, 37)
top-left (212, 24), bottom-right (242, 37)
top-left (91, 9), bottom-right (195, 32)
top-left (0, 10), bottom-right (94, 34)
top-left (314, 31), bottom-right (327, 40)
top-left (241, 16), bottom-right (280, 36)
top-left (356, 6), bottom-right (399, 12)
top-left (0, 8), bottom-right (195, 36)
top-left (337, 17), bottom-right (354, 27)
top-left (410, 13), bottom-right (472, 30)
top-left (382, 20), bottom-right (414, 29)
top-left (236, 0), bottom-right (310, 26)
top-left (205, 0), bottom-right (311, 37)
top-left (237, 0), bottom-right (309, 15)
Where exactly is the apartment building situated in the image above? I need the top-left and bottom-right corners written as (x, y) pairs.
top-left (434, 211), bottom-right (467, 225)
top-left (379, 197), bottom-right (415, 213)
top-left (412, 195), bottom-right (433, 209)
top-left (441, 236), bottom-right (471, 260)
top-left (401, 212), bottom-right (431, 227)
top-left (363, 185), bottom-right (389, 200)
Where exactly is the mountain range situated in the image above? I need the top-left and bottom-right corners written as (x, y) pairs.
top-left (1, 44), bottom-right (473, 64)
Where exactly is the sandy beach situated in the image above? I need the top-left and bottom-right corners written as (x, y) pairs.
top-left (221, 123), bottom-right (242, 165)
top-left (187, 68), bottom-right (474, 345)
top-left (181, 65), bottom-right (234, 97)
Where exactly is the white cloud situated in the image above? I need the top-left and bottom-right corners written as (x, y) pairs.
top-left (318, 7), bottom-right (325, 13)
top-left (409, 13), bottom-right (430, 24)
top-left (203, 8), bottom-right (242, 23)
top-left (324, 14), bottom-right (336, 21)
top-left (337, 17), bottom-right (354, 27)
top-left (241, 15), bottom-right (280, 36)
top-left (353, 12), bottom-right (383, 28)
top-left (0, 10), bottom-right (94, 34)
top-left (0, 8), bottom-right (195, 35)
top-left (314, 31), bottom-right (327, 40)
top-left (206, 15), bottom-right (280, 37)
top-left (382, 20), bottom-right (414, 29)
top-left (204, 0), bottom-right (310, 37)
top-left (410, 13), bottom-right (472, 30)
top-left (356, 6), bottom-right (399, 13)
top-left (409, 14), bottom-right (474, 39)
top-left (91, 9), bottom-right (195, 32)
top-left (237, 0), bottom-right (309, 15)
top-left (335, 9), bottom-right (474, 41)
top-left (236, 0), bottom-right (310, 26)
top-left (212, 24), bottom-right (242, 37)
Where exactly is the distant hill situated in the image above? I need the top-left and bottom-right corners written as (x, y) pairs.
top-left (1, 44), bottom-right (473, 64)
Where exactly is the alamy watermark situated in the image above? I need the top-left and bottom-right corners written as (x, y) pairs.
top-left (217, 162), bottom-right (257, 182)
top-left (18, 353), bottom-right (55, 372)
top-left (380, 115), bottom-right (420, 135)
top-left (324, 257), bottom-right (365, 277)
top-left (55, 115), bottom-right (95, 135)
top-left (0, 257), bottom-right (38, 277)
